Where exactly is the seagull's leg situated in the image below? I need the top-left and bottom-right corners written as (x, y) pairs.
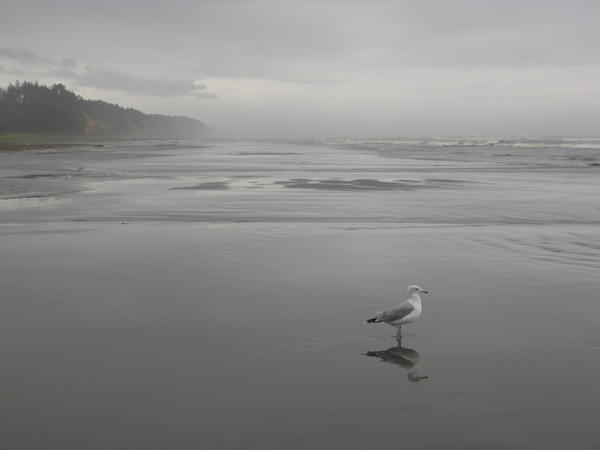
top-left (396, 325), bottom-right (402, 338)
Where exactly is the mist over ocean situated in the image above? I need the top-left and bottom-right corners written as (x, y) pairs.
top-left (1, 137), bottom-right (599, 449)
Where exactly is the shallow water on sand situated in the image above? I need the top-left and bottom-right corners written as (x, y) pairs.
top-left (1, 138), bottom-right (599, 449)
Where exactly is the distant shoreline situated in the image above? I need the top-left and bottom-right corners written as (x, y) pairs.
top-left (0, 133), bottom-right (107, 151)
top-left (0, 132), bottom-right (211, 151)
top-left (0, 130), bottom-right (135, 151)
top-left (0, 142), bottom-right (104, 151)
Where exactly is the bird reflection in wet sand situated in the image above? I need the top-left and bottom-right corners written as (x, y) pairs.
top-left (365, 338), bottom-right (429, 382)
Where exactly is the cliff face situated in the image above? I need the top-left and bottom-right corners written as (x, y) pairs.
top-left (0, 82), bottom-right (210, 138)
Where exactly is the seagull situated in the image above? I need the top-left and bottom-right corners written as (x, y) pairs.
top-left (365, 284), bottom-right (429, 337)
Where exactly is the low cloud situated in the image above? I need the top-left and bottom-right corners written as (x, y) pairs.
top-left (0, 64), bottom-right (25, 77)
top-left (45, 67), bottom-right (79, 79)
top-left (59, 57), bottom-right (77, 68)
top-left (77, 67), bottom-right (214, 98)
top-left (0, 47), bottom-right (54, 65)
top-left (0, 47), bottom-right (216, 100)
top-left (195, 91), bottom-right (218, 100)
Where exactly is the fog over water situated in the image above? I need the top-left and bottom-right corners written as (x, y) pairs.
top-left (1, 138), bottom-right (599, 448)
top-left (2, 1), bottom-right (600, 137)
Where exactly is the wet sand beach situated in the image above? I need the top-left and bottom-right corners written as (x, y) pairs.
top-left (1, 138), bottom-right (599, 449)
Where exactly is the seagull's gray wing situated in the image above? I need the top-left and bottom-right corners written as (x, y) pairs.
top-left (377, 301), bottom-right (414, 323)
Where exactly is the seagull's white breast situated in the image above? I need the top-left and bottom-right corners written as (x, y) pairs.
top-left (398, 300), bottom-right (422, 325)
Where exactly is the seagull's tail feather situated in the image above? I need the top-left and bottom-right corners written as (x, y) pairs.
top-left (364, 310), bottom-right (385, 324)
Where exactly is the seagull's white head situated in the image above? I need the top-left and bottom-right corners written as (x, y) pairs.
top-left (408, 284), bottom-right (429, 296)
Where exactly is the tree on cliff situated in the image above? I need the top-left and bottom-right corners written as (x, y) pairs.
top-left (0, 81), bottom-right (209, 138)
top-left (0, 81), bottom-right (86, 134)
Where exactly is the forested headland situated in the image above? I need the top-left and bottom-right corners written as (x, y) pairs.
top-left (0, 81), bottom-right (210, 139)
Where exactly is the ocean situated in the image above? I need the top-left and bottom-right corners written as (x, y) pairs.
top-left (1, 137), bottom-right (599, 448)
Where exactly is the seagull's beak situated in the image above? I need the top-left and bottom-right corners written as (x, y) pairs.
top-left (421, 289), bottom-right (429, 294)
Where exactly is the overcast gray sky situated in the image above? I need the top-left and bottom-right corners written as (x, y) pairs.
top-left (1, 0), bottom-right (599, 137)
